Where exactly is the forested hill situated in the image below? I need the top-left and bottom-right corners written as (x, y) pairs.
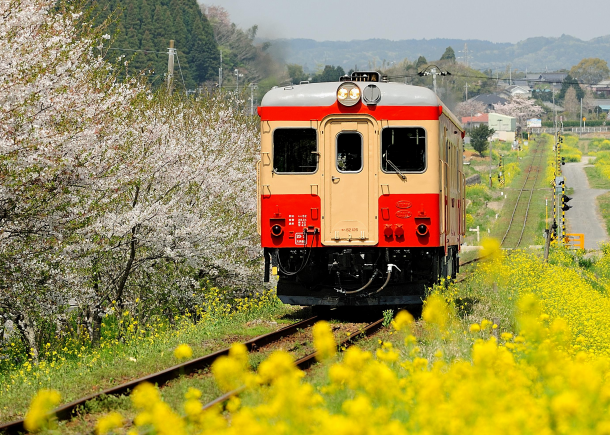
top-left (266, 35), bottom-right (610, 73)
top-left (93, 0), bottom-right (218, 89)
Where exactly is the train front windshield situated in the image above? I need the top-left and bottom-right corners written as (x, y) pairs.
top-left (381, 127), bottom-right (426, 173)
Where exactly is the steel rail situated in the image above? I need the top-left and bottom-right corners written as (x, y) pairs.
top-left (0, 316), bottom-right (320, 434)
top-left (515, 150), bottom-right (544, 248)
top-left (201, 317), bottom-right (385, 412)
top-left (500, 140), bottom-right (546, 248)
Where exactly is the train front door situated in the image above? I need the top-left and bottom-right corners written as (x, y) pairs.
top-left (323, 119), bottom-right (378, 245)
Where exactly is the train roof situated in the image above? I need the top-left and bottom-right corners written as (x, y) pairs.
top-left (260, 81), bottom-right (463, 131)
top-left (261, 81), bottom-right (440, 108)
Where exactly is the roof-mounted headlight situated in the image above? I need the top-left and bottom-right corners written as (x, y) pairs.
top-left (337, 83), bottom-right (360, 107)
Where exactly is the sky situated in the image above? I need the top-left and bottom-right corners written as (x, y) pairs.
top-left (207, 0), bottom-right (609, 43)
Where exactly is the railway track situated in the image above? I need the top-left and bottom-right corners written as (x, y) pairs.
top-left (500, 138), bottom-right (548, 249)
top-left (200, 316), bottom-right (384, 412)
top-left (0, 314), bottom-right (385, 434)
top-left (0, 316), bottom-right (320, 433)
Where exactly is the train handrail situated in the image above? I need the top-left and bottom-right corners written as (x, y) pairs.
top-left (256, 160), bottom-right (261, 235)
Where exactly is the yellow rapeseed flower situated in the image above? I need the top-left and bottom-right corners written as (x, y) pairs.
top-left (480, 237), bottom-right (502, 260)
top-left (95, 411), bottom-right (123, 435)
top-left (391, 310), bottom-right (414, 332)
top-left (313, 321), bottom-right (336, 361)
top-left (422, 294), bottom-right (449, 331)
top-left (24, 389), bottom-right (61, 432)
top-left (174, 344), bottom-right (193, 360)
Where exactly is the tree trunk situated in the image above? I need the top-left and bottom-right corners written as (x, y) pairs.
top-left (16, 313), bottom-right (39, 363)
top-left (85, 305), bottom-right (103, 348)
top-left (116, 186), bottom-right (140, 312)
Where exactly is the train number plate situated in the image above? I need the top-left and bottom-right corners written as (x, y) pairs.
top-left (295, 233), bottom-right (305, 246)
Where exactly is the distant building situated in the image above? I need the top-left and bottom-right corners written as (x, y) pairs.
top-left (592, 80), bottom-right (610, 97)
top-left (461, 113), bottom-right (488, 129)
top-left (592, 99), bottom-right (610, 113)
top-left (498, 85), bottom-right (531, 99)
top-left (526, 72), bottom-right (568, 90)
top-left (469, 94), bottom-right (508, 112)
top-left (489, 113), bottom-right (516, 142)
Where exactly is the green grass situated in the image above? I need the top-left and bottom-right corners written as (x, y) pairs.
top-left (0, 299), bottom-right (301, 422)
top-left (584, 166), bottom-right (610, 189)
top-left (597, 192), bottom-right (610, 237)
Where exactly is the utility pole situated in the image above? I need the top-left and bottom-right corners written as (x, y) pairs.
top-left (552, 87), bottom-right (557, 132)
top-left (417, 66), bottom-right (450, 96)
top-left (464, 82), bottom-right (468, 101)
top-left (234, 68), bottom-right (243, 93)
top-left (167, 40), bottom-right (175, 94)
top-left (219, 51), bottom-right (223, 88)
top-left (249, 83), bottom-right (258, 116)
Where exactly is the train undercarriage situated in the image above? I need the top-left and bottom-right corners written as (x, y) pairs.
top-left (265, 246), bottom-right (459, 307)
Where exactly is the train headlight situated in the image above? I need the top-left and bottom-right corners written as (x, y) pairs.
top-left (336, 83), bottom-right (360, 107)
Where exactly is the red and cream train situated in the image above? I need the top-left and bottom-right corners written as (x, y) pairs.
top-left (257, 71), bottom-right (465, 307)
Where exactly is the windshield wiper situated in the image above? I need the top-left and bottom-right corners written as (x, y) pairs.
top-left (385, 159), bottom-right (407, 181)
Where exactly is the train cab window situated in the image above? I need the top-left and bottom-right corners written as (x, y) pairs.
top-left (336, 132), bottom-right (363, 173)
top-left (381, 127), bottom-right (426, 173)
top-left (273, 128), bottom-right (317, 173)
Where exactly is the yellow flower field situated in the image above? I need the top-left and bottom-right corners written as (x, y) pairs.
top-left (29, 247), bottom-right (610, 434)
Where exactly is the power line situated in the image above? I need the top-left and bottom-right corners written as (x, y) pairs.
top-left (386, 71), bottom-right (602, 86)
top-left (107, 47), bottom-right (167, 54)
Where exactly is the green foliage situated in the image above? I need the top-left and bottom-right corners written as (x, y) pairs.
top-left (440, 46), bottom-right (455, 62)
top-left (93, 0), bottom-right (219, 89)
top-left (569, 57), bottom-right (610, 85)
top-left (557, 74), bottom-right (584, 101)
top-left (470, 124), bottom-right (495, 156)
top-left (382, 309), bottom-right (394, 327)
top-left (466, 184), bottom-right (492, 202)
top-left (561, 135), bottom-right (582, 162)
top-left (287, 64), bottom-right (308, 84)
top-left (594, 139), bottom-right (610, 150)
top-left (312, 65), bottom-right (346, 82)
top-left (415, 56), bottom-right (427, 69)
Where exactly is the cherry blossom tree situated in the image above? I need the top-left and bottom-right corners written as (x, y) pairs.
top-left (0, 0), bottom-right (260, 357)
top-left (492, 96), bottom-right (544, 127)
top-left (455, 100), bottom-right (487, 118)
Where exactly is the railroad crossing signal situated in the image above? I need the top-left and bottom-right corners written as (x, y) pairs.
top-left (554, 176), bottom-right (565, 243)
top-left (562, 194), bottom-right (572, 211)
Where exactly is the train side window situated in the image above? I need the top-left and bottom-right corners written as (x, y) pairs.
top-left (273, 128), bottom-right (317, 173)
top-left (381, 127), bottom-right (426, 173)
top-left (336, 132), bottom-right (363, 173)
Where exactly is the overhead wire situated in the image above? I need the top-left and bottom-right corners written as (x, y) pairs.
top-left (386, 70), bottom-right (603, 86)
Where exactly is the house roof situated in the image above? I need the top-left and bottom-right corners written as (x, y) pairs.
top-left (462, 114), bottom-right (489, 123)
top-left (506, 85), bottom-right (529, 93)
top-left (470, 94), bottom-right (508, 106)
top-left (512, 80), bottom-right (531, 88)
top-left (592, 80), bottom-right (610, 89)
top-left (526, 73), bottom-right (568, 84)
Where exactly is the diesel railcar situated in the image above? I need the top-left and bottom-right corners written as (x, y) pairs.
top-left (257, 71), bottom-right (465, 307)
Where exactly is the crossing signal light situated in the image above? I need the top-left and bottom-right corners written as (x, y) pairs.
top-left (558, 135), bottom-right (564, 143)
top-left (562, 203), bottom-right (572, 211)
top-left (562, 194), bottom-right (572, 203)
top-left (561, 157), bottom-right (565, 165)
